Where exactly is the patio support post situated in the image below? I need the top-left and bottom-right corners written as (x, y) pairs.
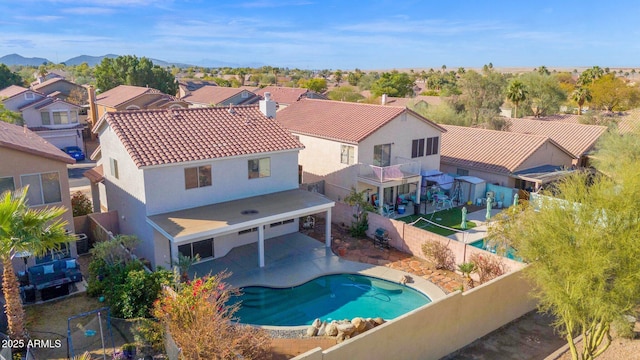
top-left (325, 209), bottom-right (332, 247)
top-left (378, 185), bottom-right (384, 214)
top-left (258, 225), bottom-right (265, 268)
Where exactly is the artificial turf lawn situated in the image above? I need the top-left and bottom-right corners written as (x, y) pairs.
top-left (396, 207), bottom-right (477, 236)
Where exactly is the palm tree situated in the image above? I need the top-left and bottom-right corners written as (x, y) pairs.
top-left (458, 262), bottom-right (475, 291)
top-left (506, 80), bottom-right (528, 118)
top-left (0, 187), bottom-right (73, 342)
top-left (571, 87), bottom-right (592, 115)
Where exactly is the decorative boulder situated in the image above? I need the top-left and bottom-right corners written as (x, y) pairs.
top-left (337, 323), bottom-right (356, 336)
top-left (373, 317), bottom-right (386, 326)
top-left (317, 321), bottom-right (327, 336)
top-left (325, 322), bottom-right (338, 337)
top-left (351, 317), bottom-right (367, 332)
top-left (363, 320), bottom-right (375, 331)
top-left (336, 332), bottom-right (346, 343)
top-left (306, 326), bottom-right (318, 337)
top-left (312, 318), bottom-right (322, 329)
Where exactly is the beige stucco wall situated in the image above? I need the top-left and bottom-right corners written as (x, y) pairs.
top-left (294, 270), bottom-right (536, 360)
top-left (0, 147), bottom-right (75, 269)
top-left (516, 142), bottom-right (574, 172)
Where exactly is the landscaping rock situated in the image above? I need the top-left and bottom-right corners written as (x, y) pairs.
top-left (312, 318), bottom-right (322, 329)
top-left (325, 322), bottom-right (338, 337)
top-left (373, 317), bottom-right (385, 326)
top-left (351, 317), bottom-right (366, 332)
top-left (306, 326), bottom-right (318, 337)
top-left (317, 321), bottom-right (327, 336)
top-left (337, 323), bottom-right (356, 336)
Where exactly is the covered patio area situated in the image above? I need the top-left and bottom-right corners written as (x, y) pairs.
top-left (188, 232), bottom-right (446, 300)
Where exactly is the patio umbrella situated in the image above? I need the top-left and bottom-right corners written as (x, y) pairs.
top-left (485, 195), bottom-right (492, 221)
top-left (513, 193), bottom-right (519, 206)
top-left (460, 206), bottom-right (468, 230)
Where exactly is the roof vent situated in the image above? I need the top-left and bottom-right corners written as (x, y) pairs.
top-left (228, 104), bottom-right (235, 114)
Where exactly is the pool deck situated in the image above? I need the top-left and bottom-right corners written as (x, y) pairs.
top-left (189, 232), bottom-right (447, 301)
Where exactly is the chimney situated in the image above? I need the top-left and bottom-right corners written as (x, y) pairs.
top-left (381, 94), bottom-right (388, 105)
top-left (259, 92), bottom-right (276, 118)
top-left (86, 85), bottom-right (98, 127)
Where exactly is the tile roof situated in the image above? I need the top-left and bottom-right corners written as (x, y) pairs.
top-left (383, 95), bottom-right (443, 107)
top-left (102, 106), bottom-right (303, 168)
top-left (506, 118), bottom-right (606, 158)
top-left (617, 110), bottom-right (640, 133)
top-left (0, 85), bottom-right (28, 98)
top-left (0, 121), bottom-right (75, 164)
top-left (275, 99), bottom-right (445, 144)
top-left (83, 165), bottom-right (104, 183)
top-left (31, 77), bottom-right (72, 91)
top-left (181, 86), bottom-right (257, 105)
top-left (95, 85), bottom-right (165, 108)
top-left (440, 125), bottom-right (571, 174)
top-left (255, 86), bottom-right (312, 105)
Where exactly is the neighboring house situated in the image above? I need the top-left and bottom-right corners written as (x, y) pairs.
top-left (505, 118), bottom-right (607, 167)
top-left (255, 86), bottom-right (327, 110)
top-left (31, 78), bottom-right (88, 103)
top-left (88, 85), bottom-right (189, 128)
top-left (0, 85), bottom-right (84, 151)
top-left (31, 69), bottom-right (69, 86)
top-left (381, 95), bottom-right (443, 108)
top-left (440, 125), bottom-right (575, 191)
top-left (92, 96), bottom-right (333, 269)
top-left (0, 121), bottom-right (77, 269)
top-left (177, 80), bottom-right (218, 99)
top-left (276, 99), bottom-right (446, 212)
top-left (181, 86), bottom-right (260, 108)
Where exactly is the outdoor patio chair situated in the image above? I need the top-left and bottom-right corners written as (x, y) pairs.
top-left (382, 204), bottom-right (395, 218)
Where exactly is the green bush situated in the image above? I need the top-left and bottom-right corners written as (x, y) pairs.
top-left (133, 318), bottom-right (165, 353)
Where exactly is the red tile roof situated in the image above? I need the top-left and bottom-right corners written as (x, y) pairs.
top-left (255, 86), bottom-right (321, 105)
top-left (181, 86), bottom-right (257, 105)
top-left (0, 85), bottom-right (28, 98)
top-left (103, 106), bottom-right (303, 168)
top-left (31, 77), bottom-right (73, 91)
top-left (506, 118), bottom-right (606, 158)
top-left (383, 95), bottom-right (443, 107)
top-left (0, 121), bottom-right (75, 164)
top-left (96, 85), bottom-right (177, 108)
top-left (276, 99), bottom-right (445, 144)
top-left (83, 165), bottom-right (104, 183)
top-left (441, 125), bottom-right (571, 174)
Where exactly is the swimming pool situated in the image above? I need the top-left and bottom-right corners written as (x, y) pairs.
top-left (470, 239), bottom-right (521, 261)
top-left (229, 274), bottom-right (431, 326)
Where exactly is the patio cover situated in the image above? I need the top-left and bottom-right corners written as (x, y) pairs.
top-left (147, 189), bottom-right (334, 243)
top-left (421, 170), bottom-right (454, 190)
top-left (512, 165), bottom-right (575, 185)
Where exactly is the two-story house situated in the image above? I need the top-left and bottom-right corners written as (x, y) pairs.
top-left (275, 99), bottom-right (446, 213)
top-left (0, 121), bottom-right (77, 269)
top-left (181, 86), bottom-right (260, 108)
top-left (0, 85), bottom-right (84, 151)
top-left (93, 94), bottom-right (334, 269)
top-left (31, 78), bottom-right (88, 103)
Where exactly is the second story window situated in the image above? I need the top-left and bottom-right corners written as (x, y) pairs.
top-left (411, 138), bottom-right (425, 158)
top-left (426, 137), bottom-right (439, 156)
top-left (110, 158), bottom-right (119, 179)
top-left (0, 176), bottom-right (15, 195)
top-left (20, 172), bottom-right (61, 206)
top-left (41, 112), bottom-right (51, 125)
top-left (340, 145), bottom-right (354, 165)
top-left (248, 158), bottom-right (270, 179)
top-left (185, 165), bottom-right (212, 189)
top-left (373, 144), bottom-right (391, 167)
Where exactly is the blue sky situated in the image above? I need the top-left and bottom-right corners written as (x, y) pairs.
top-left (2, 0), bottom-right (639, 69)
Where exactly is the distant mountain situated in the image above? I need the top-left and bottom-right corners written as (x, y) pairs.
top-left (63, 54), bottom-right (119, 66)
top-left (0, 53), bottom-right (51, 66)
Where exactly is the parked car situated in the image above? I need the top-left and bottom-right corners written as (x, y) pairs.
top-left (62, 146), bottom-right (85, 161)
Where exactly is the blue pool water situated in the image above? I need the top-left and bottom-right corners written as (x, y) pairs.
top-left (470, 239), bottom-right (521, 261)
top-left (229, 274), bottom-right (431, 326)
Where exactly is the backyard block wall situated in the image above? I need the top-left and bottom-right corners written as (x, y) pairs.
top-left (294, 269), bottom-right (537, 360)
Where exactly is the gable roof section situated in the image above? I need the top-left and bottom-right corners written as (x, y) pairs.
top-left (0, 85), bottom-right (29, 99)
top-left (103, 106), bottom-right (303, 168)
top-left (182, 86), bottom-right (257, 105)
top-left (506, 118), bottom-right (606, 158)
top-left (440, 125), bottom-right (572, 174)
top-left (31, 77), bottom-right (77, 92)
top-left (275, 99), bottom-right (445, 144)
top-left (384, 95), bottom-right (443, 107)
top-left (0, 121), bottom-right (74, 164)
top-left (95, 85), bottom-right (165, 108)
top-left (19, 96), bottom-right (81, 111)
top-left (255, 86), bottom-right (323, 105)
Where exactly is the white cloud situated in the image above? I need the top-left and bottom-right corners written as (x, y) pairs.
top-left (14, 15), bottom-right (63, 22)
top-left (61, 7), bottom-right (117, 15)
top-left (235, 1), bottom-right (313, 9)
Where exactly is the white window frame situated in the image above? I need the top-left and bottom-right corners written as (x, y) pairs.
top-left (0, 176), bottom-right (15, 195)
top-left (20, 171), bottom-right (62, 206)
top-left (184, 165), bottom-right (212, 190)
top-left (248, 157), bottom-right (271, 179)
top-left (340, 145), bottom-right (355, 165)
top-left (110, 158), bottom-right (119, 179)
top-left (25, 92), bottom-right (35, 100)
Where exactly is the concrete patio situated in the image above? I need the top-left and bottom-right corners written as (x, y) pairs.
top-left (188, 232), bottom-right (446, 301)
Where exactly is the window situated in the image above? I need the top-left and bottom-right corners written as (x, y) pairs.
top-left (298, 165), bottom-right (303, 184)
top-left (411, 138), bottom-right (425, 158)
top-left (0, 176), bottom-right (15, 195)
top-left (41, 112), bottom-right (51, 125)
top-left (109, 158), bottom-right (119, 179)
top-left (248, 158), bottom-right (270, 179)
top-left (20, 172), bottom-right (61, 206)
top-left (457, 168), bottom-right (469, 176)
top-left (425, 137), bottom-right (439, 156)
top-left (373, 144), bottom-right (391, 167)
top-left (178, 238), bottom-right (214, 260)
top-left (25, 92), bottom-right (34, 100)
top-left (126, 105), bottom-right (141, 110)
top-left (397, 183), bottom-right (410, 195)
top-left (340, 145), bottom-right (355, 165)
top-left (184, 165), bottom-right (212, 189)
top-left (241, 91), bottom-right (249, 98)
top-left (52, 111), bottom-right (70, 125)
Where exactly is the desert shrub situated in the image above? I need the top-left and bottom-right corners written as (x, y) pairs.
top-left (611, 315), bottom-right (637, 339)
top-left (71, 191), bottom-right (93, 216)
top-left (469, 253), bottom-right (507, 283)
top-left (133, 318), bottom-right (165, 353)
top-left (154, 272), bottom-right (271, 359)
top-left (90, 234), bottom-right (139, 265)
top-left (422, 241), bottom-right (456, 271)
